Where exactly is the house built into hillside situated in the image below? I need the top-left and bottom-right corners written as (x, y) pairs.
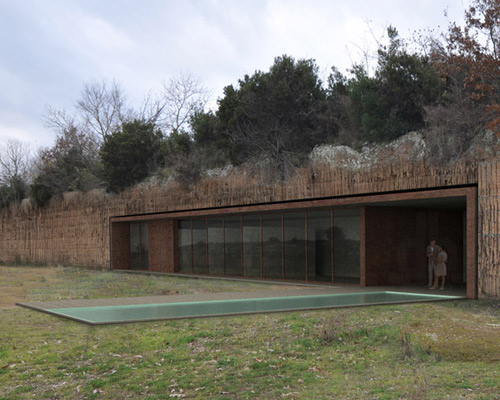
top-left (2, 160), bottom-right (499, 299)
top-left (110, 186), bottom-right (476, 298)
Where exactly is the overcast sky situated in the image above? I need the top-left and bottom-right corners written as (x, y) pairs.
top-left (0, 0), bottom-right (467, 150)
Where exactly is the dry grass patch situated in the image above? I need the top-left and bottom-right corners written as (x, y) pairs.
top-left (0, 266), bottom-right (63, 308)
top-left (409, 302), bottom-right (500, 362)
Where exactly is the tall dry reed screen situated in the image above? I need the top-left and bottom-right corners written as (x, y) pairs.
top-left (0, 160), bottom-right (498, 297)
top-left (478, 162), bottom-right (500, 297)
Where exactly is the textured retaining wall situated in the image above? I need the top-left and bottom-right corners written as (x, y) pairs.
top-left (0, 160), bottom-right (498, 297)
top-left (478, 162), bottom-right (500, 298)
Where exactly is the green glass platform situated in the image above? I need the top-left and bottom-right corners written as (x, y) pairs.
top-left (42, 291), bottom-right (461, 325)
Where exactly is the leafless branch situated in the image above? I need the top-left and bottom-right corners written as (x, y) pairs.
top-left (76, 79), bottom-right (131, 140)
top-left (0, 140), bottom-right (32, 185)
top-left (161, 71), bottom-right (212, 134)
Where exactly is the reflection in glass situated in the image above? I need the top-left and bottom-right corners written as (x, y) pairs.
top-left (130, 222), bottom-right (140, 269)
top-left (141, 222), bottom-right (148, 269)
top-left (178, 220), bottom-right (191, 272)
top-left (175, 207), bottom-right (360, 284)
top-left (262, 213), bottom-right (283, 279)
top-left (243, 215), bottom-right (261, 277)
top-left (333, 209), bottom-right (360, 284)
top-left (192, 219), bottom-right (207, 274)
top-left (284, 212), bottom-right (306, 280)
top-left (130, 222), bottom-right (148, 269)
top-left (208, 218), bottom-right (224, 275)
top-left (307, 210), bottom-right (332, 282)
top-left (225, 217), bottom-right (242, 276)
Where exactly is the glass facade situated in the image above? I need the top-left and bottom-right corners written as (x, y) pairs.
top-left (178, 220), bottom-right (191, 272)
top-left (242, 215), bottom-right (261, 277)
top-left (284, 212), bottom-right (306, 280)
top-left (333, 209), bottom-right (361, 284)
top-left (176, 207), bottom-right (361, 283)
top-left (130, 222), bottom-right (148, 269)
top-left (307, 210), bottom-right (332, 282)
top-left (225, 216), bottom-right (242, 276)
top-left (262, 214), bottom-right (283, 279)
top-left (192, 219), bottom-right (207, 274)
top-left (208, 218), bottom-right (224, 275)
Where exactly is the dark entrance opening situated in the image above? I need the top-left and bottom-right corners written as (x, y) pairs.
top-left (364, 197), bottom-right (466, 288)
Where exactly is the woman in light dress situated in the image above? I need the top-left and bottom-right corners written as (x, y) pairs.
top-left (431, 245), bottom-right (447, 290)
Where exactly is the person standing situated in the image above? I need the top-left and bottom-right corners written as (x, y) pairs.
top-left (426, 240), bottom-right (440, 287)
top-left (431, 246), bottom-right (448, 290)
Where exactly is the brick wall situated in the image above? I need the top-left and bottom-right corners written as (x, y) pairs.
top-left (148, 219), bottom-right (177, 273)
top-left (110, 222), bottom-right (130, 270)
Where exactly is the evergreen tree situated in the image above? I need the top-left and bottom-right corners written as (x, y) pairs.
top-left (100, 120), bottom-right (164, 192)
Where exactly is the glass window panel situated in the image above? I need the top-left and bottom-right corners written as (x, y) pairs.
top-left (243, 215), bottom-right (261, 277)
top-left (130, 222), bottom-right (148, 270)
top-left (208, 218), bottom-right (224, 275)
top-left (284, 212), bottom-right (306, 280)
top-left (307, 210), bottom-right (332, 282)
top-left (178, 220), bottom-right (192, 272)
top-left (333, 208), bottom-right (360, 284)
top-left (225, 216), bottom-right (242, 276)
top-left (130, 222), bottom-right (141, 269)
top-left (140, 222), bottom-right (148, 269)
top-left (192, 219), bottom-right (207, 274)
top-left (262, 214), bottom-right (283, 279)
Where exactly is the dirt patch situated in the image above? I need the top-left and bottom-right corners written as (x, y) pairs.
top-left (412, 311), bottom-right (500, 361)
top-left (0, 286), bottom-right (26, 308)
top-left (0, 266), bottom-right (60, 308)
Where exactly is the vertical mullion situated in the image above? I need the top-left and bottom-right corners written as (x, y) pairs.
top-left (240, 216), bottom-right (244, 277)
top-left (260, 214), bottom-right (263, 278)
top-left (305, 211), bottom-right (309, 282)
top-left (222, 217), bottom-right (226, 275)
top-left (139, 223), bottom-right (142, 270)
top-left (206, 218), bottom-right (209, 274)
top-left (190, 220), bottom-right (193, 274)
top-left (331, 210), bottom-right (334, 283)
top-left (281, 213), bottom-right (285, 280)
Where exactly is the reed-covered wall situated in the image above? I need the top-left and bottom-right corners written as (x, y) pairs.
top-left (1, 160), bottom-right (498, 297)
top-left (478, 162), bottom-right (500, 298)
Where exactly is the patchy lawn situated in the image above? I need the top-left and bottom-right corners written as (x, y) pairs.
top-left (0, 265), bottom-right (499, 399)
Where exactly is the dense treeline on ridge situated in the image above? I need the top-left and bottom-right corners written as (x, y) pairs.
top-left (1, 0), bottom-right (499, 208)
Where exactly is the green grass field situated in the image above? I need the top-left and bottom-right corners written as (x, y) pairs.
top-left (1, 265), bottom-right (499, 399)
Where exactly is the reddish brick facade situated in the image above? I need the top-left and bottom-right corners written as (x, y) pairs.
top-left (148, 219), bottom-right (177, 273)
top-left (110, 222), bottom-right (130, 270)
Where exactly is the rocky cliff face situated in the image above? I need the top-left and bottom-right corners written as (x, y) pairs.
top-left (310, 130), bottom-right (500, 170)
top-left (310, 132), bottom-right (426, 169)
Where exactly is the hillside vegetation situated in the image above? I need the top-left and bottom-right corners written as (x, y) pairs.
top-left (1, 0), bottom-right (500, 209)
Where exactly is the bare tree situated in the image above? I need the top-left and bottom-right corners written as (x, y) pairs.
top-left (0, 139), bottom-right (32, 185)
top-left (346, 20), bottom-right (388, 77)
top-left (42, 79), bottom-right (131, 143)
top-left (165, 72), bottom-right (211, 133)
top-left (41, 106), bottom-right (77, 134)
top-left (0, 140), bottom-right (32, 207)
top-left (43, 74), bottom-right (210, 143)
top-left (137, 88), bottom-right (168, 126)
top-left (143, 72), bottom-right (211, 134)
top-left (76, 79), bottom-right (131, 140)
